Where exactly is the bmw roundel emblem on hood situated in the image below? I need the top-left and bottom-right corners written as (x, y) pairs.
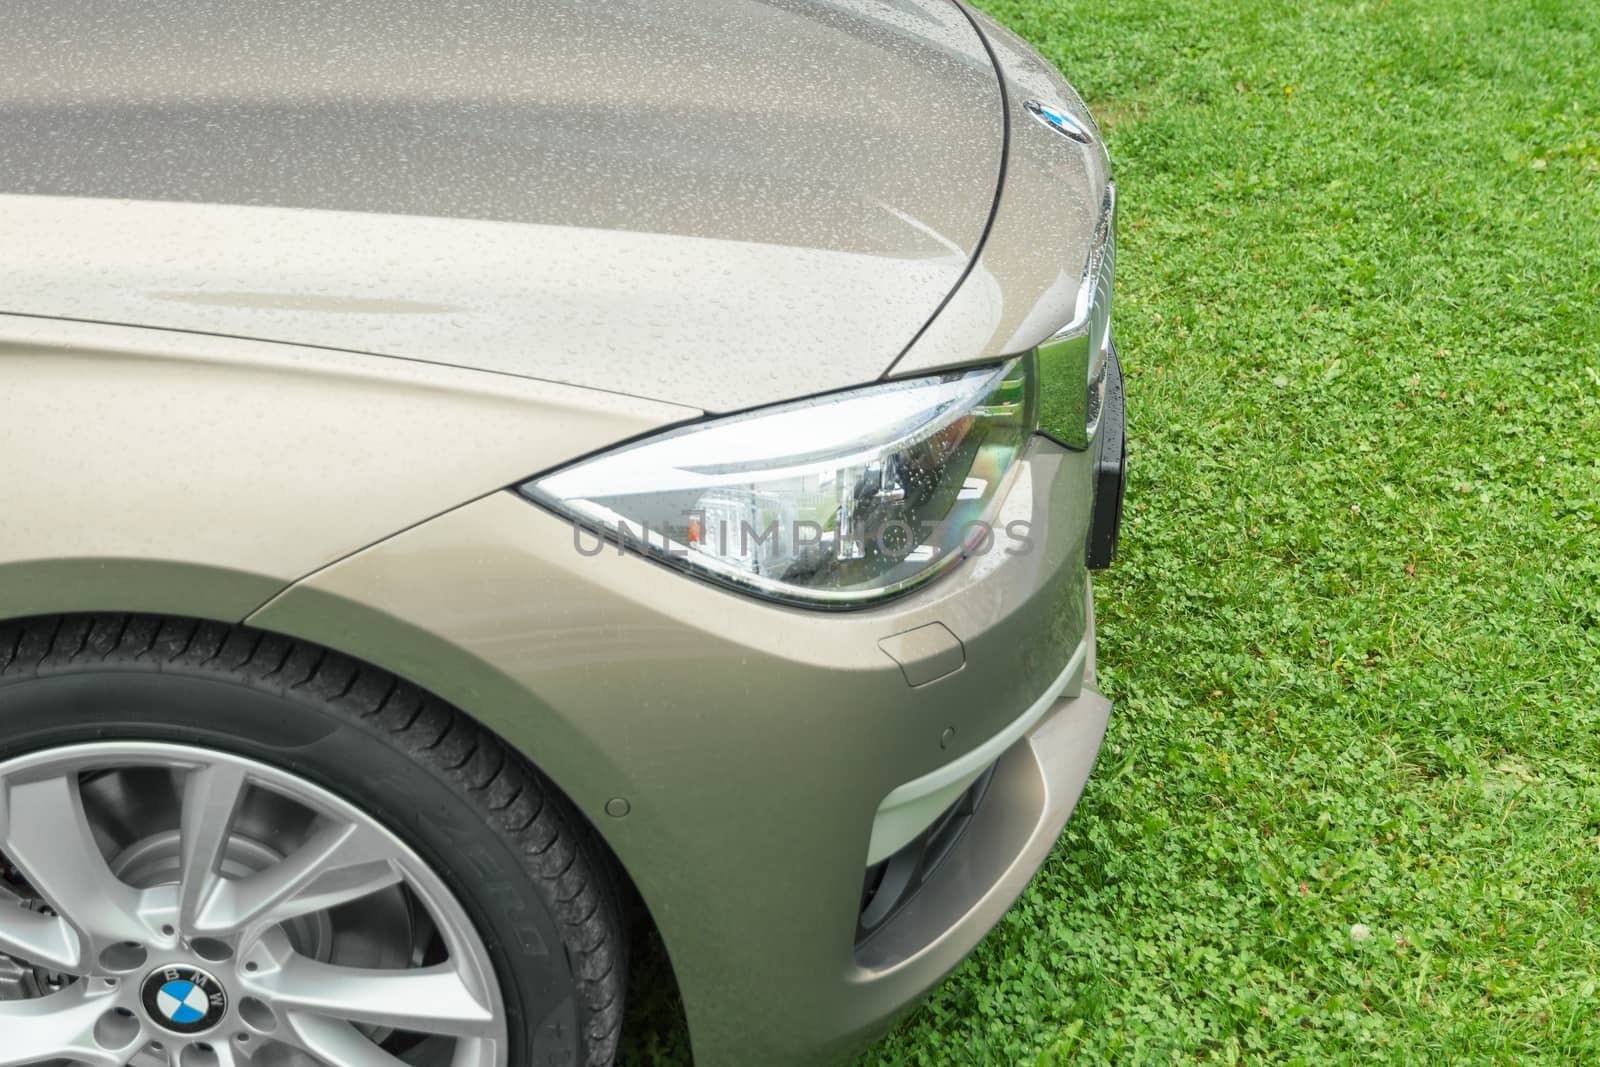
top-left (1024, 99), bottom-right (1094, 144)
top-left (142, 965), bottom-right (229, 1034)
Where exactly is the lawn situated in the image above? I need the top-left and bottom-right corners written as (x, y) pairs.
top-left (863, 0), bottom-right (1600, 1062)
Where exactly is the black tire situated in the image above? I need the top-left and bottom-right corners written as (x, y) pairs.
top-left (0, 613), bottom-right (628, 1067)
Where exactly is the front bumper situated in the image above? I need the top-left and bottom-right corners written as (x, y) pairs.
top-left (850, 624), bottom-right (1110, 970)
top-left (252, 424), bottom-right (1112, 1065)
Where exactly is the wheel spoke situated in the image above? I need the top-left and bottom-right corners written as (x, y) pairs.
top-left (203, 1040), bottom-right (249, 1067)
top-left (0, 984), bottom-right (126, 1067)
top-left (256, 954), bottom-right (497, 1038)
top-left (195, 820), bottom-right (402, 937)
top-left (177, 761), bottom-right (250, 931)
top-left (281, 1012), bottom-right (429, 1067)
top-left (0, 773), bottom-right (155, 959)
top-left (0, 899), bottom-right (81, 973)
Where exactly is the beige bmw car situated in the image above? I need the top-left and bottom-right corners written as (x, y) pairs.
top-left (0, 1), bottom-right (1122, 1064)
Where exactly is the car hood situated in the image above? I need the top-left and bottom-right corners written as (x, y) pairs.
top-left (0, 0), bottom-right (1004, 412)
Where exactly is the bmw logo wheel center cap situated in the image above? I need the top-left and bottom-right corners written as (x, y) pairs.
top-left (141, 964), bottom-right (230, 1035)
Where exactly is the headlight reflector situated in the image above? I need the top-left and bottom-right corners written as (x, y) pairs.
top-left (1037, 183), bottom-right (1115, 450)
top-left (521, 357), bottom-right (1038, 607)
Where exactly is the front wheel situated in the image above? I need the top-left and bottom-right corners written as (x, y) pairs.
top-left (0, 615), bottom-right (627, 1067)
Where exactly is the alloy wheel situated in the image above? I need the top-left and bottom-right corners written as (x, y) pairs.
top-left (0, 741), bottom-right (508, 1066)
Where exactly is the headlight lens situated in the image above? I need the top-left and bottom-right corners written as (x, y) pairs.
top-left (1037, 183), bottom-right (1115, 450)
top-left (521, 356), bottom-right (1038, 607)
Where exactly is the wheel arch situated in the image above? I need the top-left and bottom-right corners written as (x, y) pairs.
top-left (0, 606), bottom-right (687, 1056)
top-left (0, 557), bottom-right (288, 627)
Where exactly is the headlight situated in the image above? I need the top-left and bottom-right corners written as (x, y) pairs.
top-left (521, 356), bottom-right (1038, 608)
top-left (1038, 183), bottom-right (1115, 451)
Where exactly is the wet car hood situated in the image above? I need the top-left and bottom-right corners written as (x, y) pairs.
top-left (0, 0), bottom-right (1004, 411)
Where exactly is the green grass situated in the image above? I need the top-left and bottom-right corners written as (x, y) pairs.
top-left (862, 0), bottom-right (1600, 1062)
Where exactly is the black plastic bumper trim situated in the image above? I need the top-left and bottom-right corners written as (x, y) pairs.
top-left (1087, 343), bottom-right (1126, 570)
